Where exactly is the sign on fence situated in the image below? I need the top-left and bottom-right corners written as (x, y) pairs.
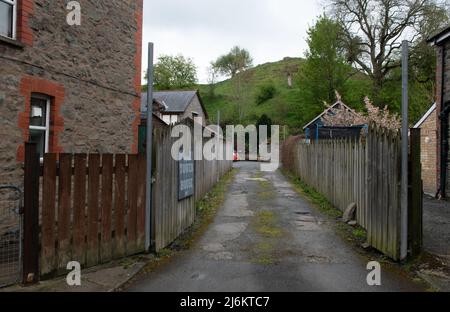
top-left (179, 157), bottom-right (195, 200)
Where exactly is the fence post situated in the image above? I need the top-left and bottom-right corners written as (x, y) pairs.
top-left (409, 128), bottom-right (423, 257)
top-left (22, 142), bottom-right (40, 285)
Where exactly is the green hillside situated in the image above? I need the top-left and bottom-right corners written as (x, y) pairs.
top-left (198, 57), bottom-right (306, 133)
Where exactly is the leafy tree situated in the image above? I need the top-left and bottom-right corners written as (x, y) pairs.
top-left (255, 82), bottom-right (277, 105)
top-left (147, 55), bottom-right (197, 90)
top-left (297, 16), bottom-right (354, 118)
top-left (212, 47), bottom-right (254, 122)
top-left (213, 46), bottom-right (253, 78)
top-left (329, 0), bottom-right (446, 93)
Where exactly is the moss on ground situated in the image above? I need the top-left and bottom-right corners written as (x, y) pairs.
top-left (249, 210), bottom-right (284, 265)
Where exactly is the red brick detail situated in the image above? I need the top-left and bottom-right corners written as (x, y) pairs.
top-left (16, 0), bottom-right (34, 46)
top-left (17, 76), bottom-right (65, 161)
top-left (131, 0), bottom-right (143, 154)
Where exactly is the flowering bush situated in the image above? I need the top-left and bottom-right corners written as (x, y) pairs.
top-left (322, 92), bottom-right (401, 131)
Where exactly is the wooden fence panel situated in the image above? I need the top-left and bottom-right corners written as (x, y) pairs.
top-left (126, 155), bottom-right (138, 255)
top-left (57, 154), bottom-right (72, 271)
top-left (136, 154), bottom-right (147, 251)
top-left (101, 154), bottom-right (113, 263)
top-left (87, 154), bottom-right (100, 267)
top-left (41, 153), bottom-right (57, 276)
top-left (73, 154), bottom-right (87, 266)
top-left (114, 154), bottom-right (126, 259)
top-left (27, 151), bottom-right (149, 277)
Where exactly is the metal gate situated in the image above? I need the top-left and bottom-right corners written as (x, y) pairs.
top-left (0, 186), bottom-right (22, 288)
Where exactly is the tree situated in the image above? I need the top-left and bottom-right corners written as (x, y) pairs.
top-left (213, 46), bottom-right (253, 78)
top-left (206, 63), bottom-right (219, 98)
top-left (329, 0), bottom-right (446, 93)
top-left (297, 15), bottom-right (353, 116)
top-left (147, 55), bottom-right (197, 90)
top-left (212, 47), bottom-right (253, 122)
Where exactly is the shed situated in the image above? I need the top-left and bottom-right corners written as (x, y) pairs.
top-left (303, 101), bottom-right (365, 141)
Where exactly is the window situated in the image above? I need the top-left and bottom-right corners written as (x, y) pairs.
top-left (29, 94), bottom-right (51, 159)
top-left (162, 114), bottom-right (179, 125)
top-left (0, 0), bottom-right (16, 39)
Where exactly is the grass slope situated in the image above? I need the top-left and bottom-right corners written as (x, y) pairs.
top-left (198, 57), bottom-right (304, 133)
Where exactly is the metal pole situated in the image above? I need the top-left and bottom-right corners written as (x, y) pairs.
top-left (400, 40), bottom-right (409, 261)
top-left (145, 42), bottom-right (154, 252)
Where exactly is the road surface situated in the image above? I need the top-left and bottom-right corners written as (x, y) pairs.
top-left (127, 162), bottom-right (425, 292)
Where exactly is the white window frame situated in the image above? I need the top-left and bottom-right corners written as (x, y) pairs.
top-left (29, 94), bottom-right (51, 159)
top-left (0, 0), bottom-right (17, 40)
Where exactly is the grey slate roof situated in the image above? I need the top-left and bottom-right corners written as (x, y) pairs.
top-left (141, 90), bottom-right (197, 116)
top-left (428, 25), bottom-right (450, 45)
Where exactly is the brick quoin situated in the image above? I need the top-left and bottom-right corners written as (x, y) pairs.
top-left (16, 0), bottom-right (34, 46)
top-left (17, 76), bottom-right (65, 161)
top-left (131, 0), bottom-right (144, 154)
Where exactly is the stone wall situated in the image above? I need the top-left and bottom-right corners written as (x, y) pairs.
top-left (420, 109), bottom-right (438, 196)
top-left (0, 0), bottom-right (143, 188)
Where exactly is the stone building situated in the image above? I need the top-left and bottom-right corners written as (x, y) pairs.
top-left (414, 104), bottom-right (437, 196)
top-left (0, 0), bottom-right (143, 187)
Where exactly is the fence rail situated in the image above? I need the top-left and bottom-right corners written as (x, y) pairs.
top-left (281, 126), bottom-right (422, 261)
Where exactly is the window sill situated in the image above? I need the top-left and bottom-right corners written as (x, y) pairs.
top-left (0, 35), bottom-right (25, 49)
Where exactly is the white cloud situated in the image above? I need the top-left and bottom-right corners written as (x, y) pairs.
top-left (142, 0), bottom-right (322, 83)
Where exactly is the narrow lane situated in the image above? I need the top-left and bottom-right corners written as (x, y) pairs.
top-left (127, 162), bottom-right (424, 292)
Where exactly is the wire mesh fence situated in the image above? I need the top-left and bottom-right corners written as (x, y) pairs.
top-left (0, 186), bottom-right (22, 288)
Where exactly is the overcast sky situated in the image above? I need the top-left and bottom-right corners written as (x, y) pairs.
top-left (142, 0), bottom-right (322, 83)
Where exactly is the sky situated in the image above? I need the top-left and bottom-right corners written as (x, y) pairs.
top-left (142, 0), bottom-right (322, 83)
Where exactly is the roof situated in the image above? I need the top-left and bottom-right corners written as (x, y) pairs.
top-left (414, 103), bottom-right (436, 129)
top-left (140, 98), bottom-right (168, 120)
top-left (428, 25), bottom-right (450, 45)
top-left (141, 90), bottom-right (208, 119)
top-left (303, 101), bottom-right (357, 130)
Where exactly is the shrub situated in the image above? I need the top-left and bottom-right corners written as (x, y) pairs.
top-left (255, 83), bottom-right (277, 105)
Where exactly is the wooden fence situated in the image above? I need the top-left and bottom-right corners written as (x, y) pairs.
top-left (22, 119), bottom-right (233, 280)
top-left (281, 126), bottom-right (422, 261)
top-left (32, 149), bottom-right (147, 277)
top-left (152, 119), bottom-right (233, 251)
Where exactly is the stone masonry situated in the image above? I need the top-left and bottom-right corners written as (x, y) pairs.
top-left (0, 0), bottom-right (143, 188)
